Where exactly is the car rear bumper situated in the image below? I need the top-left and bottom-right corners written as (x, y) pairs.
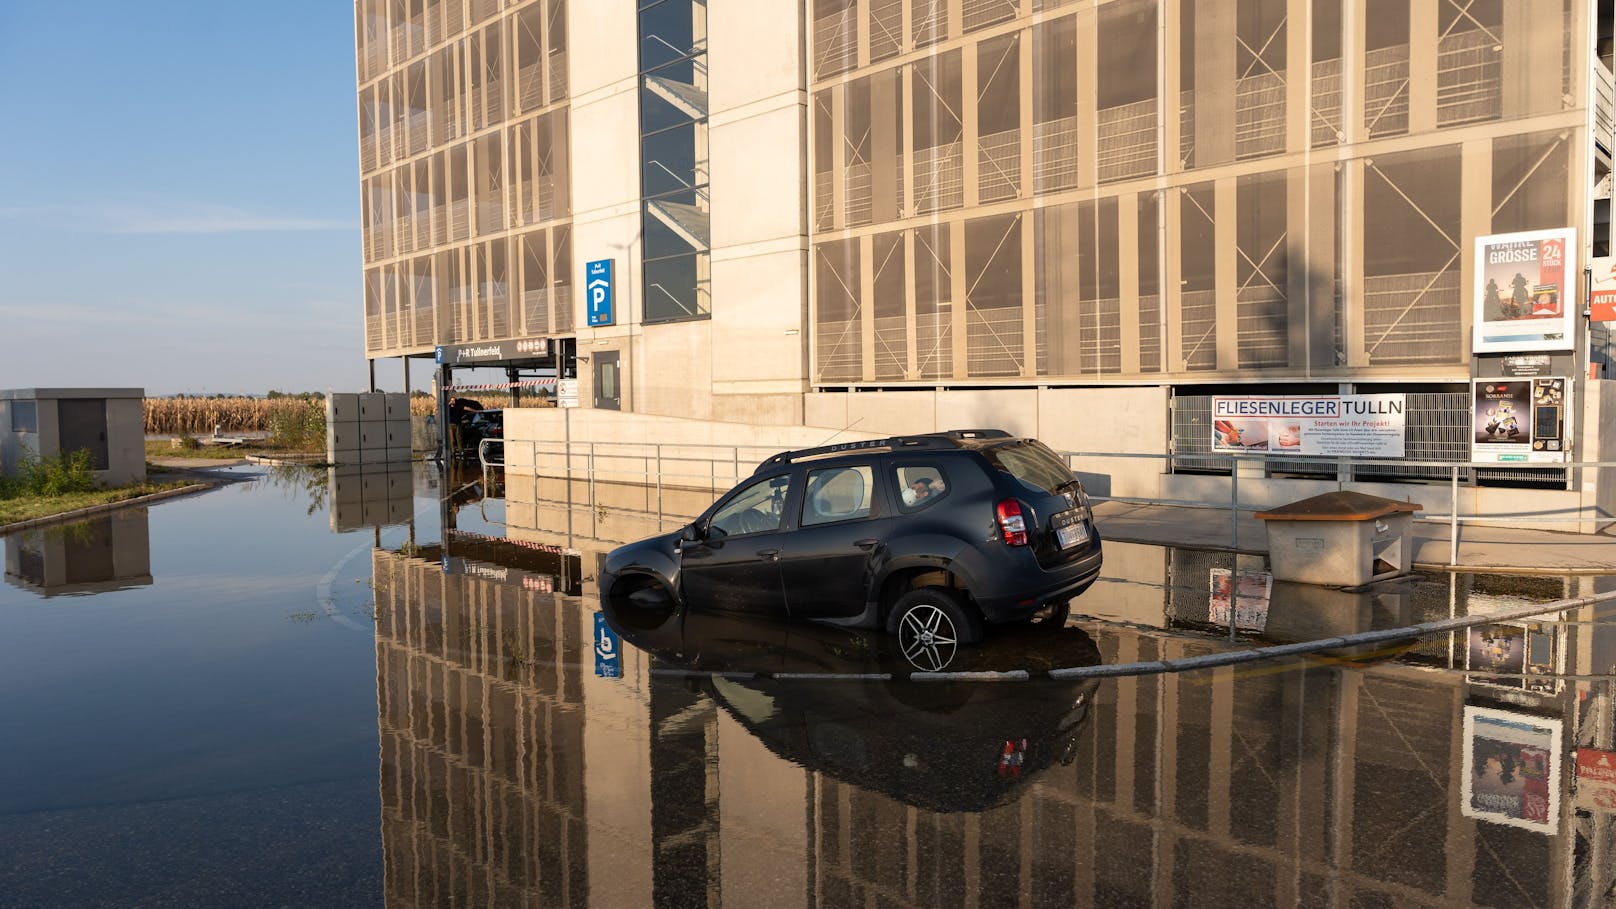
top-left (974, 542), bottom-right (1104, 623)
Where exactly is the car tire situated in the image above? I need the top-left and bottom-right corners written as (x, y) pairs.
top-left (887, 587), bottom-right (982, 672)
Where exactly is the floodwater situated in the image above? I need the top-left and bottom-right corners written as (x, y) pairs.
top-left (2, 463), bottom-right (1615, 907)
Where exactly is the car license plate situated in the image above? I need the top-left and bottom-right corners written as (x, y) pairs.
top-left (1056, 520), bottom-right (1089, 549)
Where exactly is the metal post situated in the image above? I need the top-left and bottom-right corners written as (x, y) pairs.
top-left (589, 442), bottom-right (597, 538)
top-left (655, 444), bottom-right (663, 529)
top-left (733, 446), bottom-right (740, 485)
top-left (1450, 464), bottom-right (1459, 567)
top-left (1231, 462), bottom-right (1239, 551)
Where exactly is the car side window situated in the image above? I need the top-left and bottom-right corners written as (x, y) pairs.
top-left (801, 465), bottom-right (875, 526)
top-left (893, 464), bottom-right (948, 512)
top-left (709, 474), bottom-right (791, 537)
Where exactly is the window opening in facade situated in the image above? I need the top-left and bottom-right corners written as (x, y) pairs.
top-left (639, 0), bottom-right (711, 323)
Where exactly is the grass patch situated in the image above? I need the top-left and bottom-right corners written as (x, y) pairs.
top-left (0, 480), bottom-right (196, 526)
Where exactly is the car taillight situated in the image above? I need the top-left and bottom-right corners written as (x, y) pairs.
top-left (996, 499), bottom-right (1028, 546)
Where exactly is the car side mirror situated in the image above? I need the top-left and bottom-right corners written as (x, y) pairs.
top-left (681, 522), bottom-right (703, 543)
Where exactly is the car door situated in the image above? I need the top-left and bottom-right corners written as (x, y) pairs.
top-left (679, 471), bottom-right (795, 617)
top-left (779, 461), bottom-right (893, 620)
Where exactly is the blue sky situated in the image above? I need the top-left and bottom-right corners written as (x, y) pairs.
top-left (0, 1), bottom-right (391, 395)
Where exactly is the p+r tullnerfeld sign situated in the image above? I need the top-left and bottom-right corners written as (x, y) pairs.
top-left (586, 259), bottom-right (615, 327)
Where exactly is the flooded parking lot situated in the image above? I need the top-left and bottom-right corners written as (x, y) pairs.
top-left (2, 464), bottom-right (1615, 907)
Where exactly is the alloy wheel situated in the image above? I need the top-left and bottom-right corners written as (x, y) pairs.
top-left (899, 602), bottom-right (959, 672)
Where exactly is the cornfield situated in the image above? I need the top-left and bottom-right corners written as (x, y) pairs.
top-left (144, 397), bottom-right (321, 435)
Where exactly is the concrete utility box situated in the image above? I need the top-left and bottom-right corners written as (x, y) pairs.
top-left (0, 388), bottom-right (146, 487)
top-left (1256, 491), bottom-right (1422, 587)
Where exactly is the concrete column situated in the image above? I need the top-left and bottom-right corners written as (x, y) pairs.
top-left (1287, 166), bottom-right (1310, 369)
top-left (1306, 164), bottom-right (1338, 372)
top-left (1021, 211), bottom-right (1037, 377)
top-left (1166, 188), bottom-right (1185, 370)
top-left (1162, 0), bottom-right (1182, 174)
top-left (1119, 193), bottom-right (1142, 374)
top-left (1342, 0), bottom-right (1365, 145)
top-left (1075, 7), bottom-right (1098, 189)
top-left (832, 88), bottom-right (847, 230)
top-left (904, 228), bottom-right (919, 378)
top-left (1342, 158), bottom-right (1366, 367)
top-left (1460, 139), bottom-right (1494, 359)
top-left (963, 43), bottom-right (980, 208)
top-left (856, 0), bottom-right (871, 68)
top-left (1502, 0), bottom-right (1563, 118)
top-left (861, 233), bottom-right (877, 381)
top-left (873, 70), bottom-right (902, 222)
top-left (901, 65), bottom-right (916, 218)
top-left (1215, 177), bottom-right (1239, 370)
top-left (951, 219), bottom-right (969, 378)
top-left (1285, 0), bottom-right (1309, 153)
top-left (1192, 0), bottom-right (1236, 166)
top-left (1408, 0), bottom-right (1439, 133)
top-left (1019, 27), bottom-right (1034, 199)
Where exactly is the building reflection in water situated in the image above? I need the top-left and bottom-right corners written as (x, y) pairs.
top-left (3, 509), bottom-right (151, 596)
top-left (372, 501), bottom-right (1616, 906)
top-left (372, 529), bottom-right (589, 907)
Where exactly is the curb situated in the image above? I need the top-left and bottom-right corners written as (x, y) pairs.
top-left (0, 483), bottom-right (215, 536)
top-left (246, 455), bottom-right (328, 468)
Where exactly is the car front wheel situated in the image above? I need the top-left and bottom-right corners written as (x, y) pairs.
top-left (887, 587), bottom-right (982, 672)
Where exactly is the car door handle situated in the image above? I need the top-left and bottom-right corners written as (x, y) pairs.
top-left (854, 539), bottom-right (880, 550)
top-left (756, 549), bottom-right (780, 561)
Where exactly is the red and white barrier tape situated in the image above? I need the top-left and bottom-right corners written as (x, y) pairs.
top-left (445, 378), bottom-right (557, 393)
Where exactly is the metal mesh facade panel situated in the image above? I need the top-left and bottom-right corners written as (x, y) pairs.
top-left (358, 0), bottom-right (572, 358)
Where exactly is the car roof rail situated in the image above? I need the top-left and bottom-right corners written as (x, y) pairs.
top-left (753, 430), bottom-right (1014, 474)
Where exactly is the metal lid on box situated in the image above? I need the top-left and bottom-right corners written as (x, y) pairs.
top-left (1254, 491), bottom-right (1423, 522)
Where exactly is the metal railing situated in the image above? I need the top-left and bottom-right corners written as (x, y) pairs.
top-left (1058, 449), bottom-right (1613, 567)
top-left (485, 438), bottom-right (1616, 564)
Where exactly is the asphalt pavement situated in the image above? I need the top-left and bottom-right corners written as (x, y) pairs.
top-left (1091, 500), bottom-right (1616, 575)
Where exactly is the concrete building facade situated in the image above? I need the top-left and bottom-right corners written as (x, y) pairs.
top-left (356, 1), bottom-right (1616, 514)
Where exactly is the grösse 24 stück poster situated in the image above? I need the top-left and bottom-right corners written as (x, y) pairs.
top-left (1473, 228), bottom-right (1576, 354)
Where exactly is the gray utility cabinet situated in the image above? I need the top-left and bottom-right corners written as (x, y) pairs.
top-left (0, 388), bottom-right (146, 487)
top-left (327, 393), bottom-right (412, 466)
top-left (1256, 491), bottom-right (1422, 587)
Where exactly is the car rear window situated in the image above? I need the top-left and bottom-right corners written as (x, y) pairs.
top-left (893, 465), bottom-right (949, 512)
top-left (985, 442), bottom-right (1074, 494)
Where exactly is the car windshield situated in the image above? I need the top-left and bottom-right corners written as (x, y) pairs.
top-left (984, 442), bottom-right (1074, 494)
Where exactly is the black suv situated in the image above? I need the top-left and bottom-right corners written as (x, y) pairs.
top-left (600, 430), bottom-right (1102, 667)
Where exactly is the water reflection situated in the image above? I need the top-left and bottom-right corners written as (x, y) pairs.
top-left (605, 597), bottom-right (1106, 813)
top-left (366, 508), bottom-right (1616, 907)
top-left (3, 509), bottom-right (152, 596)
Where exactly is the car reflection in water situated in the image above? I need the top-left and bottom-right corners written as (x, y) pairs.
top-left (604, 586), bottom-right (1107, 813)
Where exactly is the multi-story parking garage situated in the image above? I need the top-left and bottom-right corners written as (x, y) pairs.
top-left (355, 0), bottom-right (1616, 520)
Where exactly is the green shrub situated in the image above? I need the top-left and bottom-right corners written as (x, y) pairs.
top-left (267, 399), bottom-right (327, 451)
top-left (179, 435), bottom-right (201, 450)
top-left (0, 449), bottom-right (98, 499)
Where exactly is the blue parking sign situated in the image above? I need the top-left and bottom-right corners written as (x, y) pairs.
top-left (586, 259), bottom-right (614, 327)
top-left (594, 612), bottom-right (621, 679)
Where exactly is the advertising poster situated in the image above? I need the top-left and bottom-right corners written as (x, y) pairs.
top-left (1211, 395), bottom-right (1405, 458)
top-left (1471, 379), bottom-right (1569, 463)
top-left (1461, 706), bottom-right (1562, 833)
top-left (1473, 228), bottom-right (1576, 353)
top-left (1208, 568), bottom-right (1272, 631)
top-left (1472, 381), bottom-right (1531, 462)
top-left (1574, 749), bottom-right (1616, 813)
top-left (1592, 256), bottom-right (1616, 322)
top-left (1466, 623), bottom-right (1526, 686)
